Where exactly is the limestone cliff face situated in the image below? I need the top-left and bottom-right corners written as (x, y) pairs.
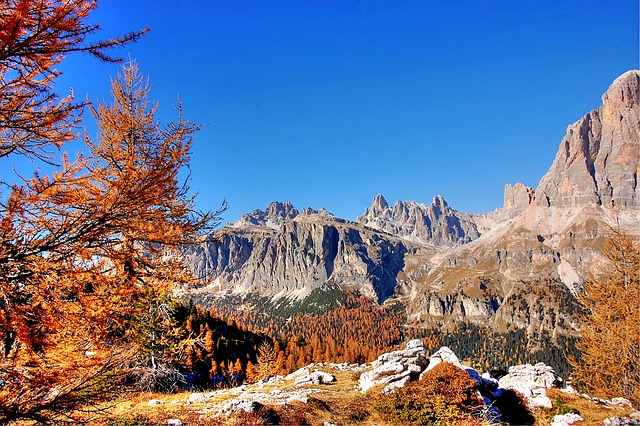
top-left (356, 194), bottom-right (480, 246)
top-left (536, 70), bottom-right (640, 209)
top-left (185, 212), bottom-right (418, 304)
top-left (503, 183), bottom-right (536, 214)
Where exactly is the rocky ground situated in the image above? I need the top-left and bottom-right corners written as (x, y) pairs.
top-left (99, 340), bottom-right (639, 425)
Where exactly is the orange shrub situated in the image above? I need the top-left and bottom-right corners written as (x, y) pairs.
top-left (373, 361), bottom-right (484, 425)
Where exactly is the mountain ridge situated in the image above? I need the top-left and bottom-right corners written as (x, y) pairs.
top-left (183, 70), bottom-right (640, 337)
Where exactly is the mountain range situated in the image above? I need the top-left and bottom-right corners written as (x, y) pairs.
top-left (182, 70), bottom-right (640, 338)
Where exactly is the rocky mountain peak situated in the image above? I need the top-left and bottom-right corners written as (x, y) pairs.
top-left (603, 70), bottom-right (640, 109)
top-left (372, 193), bottom-right (389, 210)
top-left (356, 194), bottom-right (480, 246)
top-left (431, 195), bottom-right (447, 215)
top-left (535, 70), bottom-right (640, 209)
top-left (230, 201), bottom-right (299, 229)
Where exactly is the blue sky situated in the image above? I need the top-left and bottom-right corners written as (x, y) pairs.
top-left (17, 1), bottom-right (640, 223)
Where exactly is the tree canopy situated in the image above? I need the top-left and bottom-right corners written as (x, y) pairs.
top-left (0, 1), bottom-right (222, 423)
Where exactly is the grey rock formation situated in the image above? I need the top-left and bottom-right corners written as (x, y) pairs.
top-left (184, 210), bottom-right (414, 304)
top-left (551, 413), bottom-right (584, 426)
top-left (356, 194), bottom-right (480, 246)
top-left (359, 339), bottom-right (428, 394)
top-left (604, 417), bottom-right (640, 426)
top-left (536, 70), bottom-right (640, 209)
top-left (293, 371), bottom-right (336, 386)
top-left (498, 362), bottom-right (562, 408)
top-left (503, 183), bottom-right (536, 214)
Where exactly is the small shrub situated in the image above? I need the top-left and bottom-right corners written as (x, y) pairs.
top-left (420, 361), bottom-right (480, 407)
top-left (227, 405), bottom-right (281, 426)
top-left (346, 397), bottom-right (371, 422)
top-left (553, 395), bottom-right (581, 416)
top-left (373, 362), bottom-right (483, 425)
top-left (107, 413), bottom-right (156, 426)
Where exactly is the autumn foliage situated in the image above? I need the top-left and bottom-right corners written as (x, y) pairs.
top-left (571, 229), bottom-right (640, 407)
top-left (0, 0), bottom-right (146, 162)
top-left (0, 2), bottom-right (222, 422)
top-left (373, 361), bottom-right (484, 425)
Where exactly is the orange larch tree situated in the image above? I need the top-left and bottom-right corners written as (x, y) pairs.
top-left (0, 0), bottom-right (147, 163)
top-left (0, 2), bottom-right (224, 422)
top-left (0, 58), bottom-right (222, 423)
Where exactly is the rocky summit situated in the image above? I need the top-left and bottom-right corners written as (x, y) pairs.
top-left (182, 70), bottom-right (640, 336)
top-left (356, 194), bottom-right (480, 246)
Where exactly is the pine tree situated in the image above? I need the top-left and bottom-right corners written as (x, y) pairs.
top-left (256, 340), bottom-right (283, 380)
top-left (245, 361), bottom-right (259, 383)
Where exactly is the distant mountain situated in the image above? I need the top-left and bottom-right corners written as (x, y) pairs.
top-left (356, 194), bottom-right (480, 247)
top-left (229, 201), bottom-right (300, 229)
top-left (184, 208), bottom-right (423, 305)
top-left (182, 70), bottom-right (640, 338)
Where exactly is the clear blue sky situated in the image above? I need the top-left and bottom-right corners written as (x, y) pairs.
top-left (37, 1), bottom-right (640, 222)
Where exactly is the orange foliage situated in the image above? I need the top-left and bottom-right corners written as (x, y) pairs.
top-left (0, 0), bottom-right (147, 163)
top-left (419, 362), bottom-right (480, 407)
top-left (374, 361), bottom-right (483, 425)
top-left (209, 293), bottom-right (406, 372)
top-left (0, 55), bottom-right (221, 422)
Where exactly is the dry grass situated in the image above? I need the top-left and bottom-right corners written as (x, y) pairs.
top-left (53, 367), bottom-right (640, 425)
top-left (536, 388), bottom-right (637, 426)
top-left (94, 366), bottom-right (372, 425)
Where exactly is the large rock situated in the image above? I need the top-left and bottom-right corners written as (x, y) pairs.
top-left (294, 370), bottom-right (336, 386)
top-left (498, 362), bottom-right (562, 408)
top-left (359, 339), bottom-right (428, 393)
top-left (551, 413), bottom-right (584, 426)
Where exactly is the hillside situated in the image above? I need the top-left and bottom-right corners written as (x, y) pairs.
top-left (101, 341), bottom-right (639, 425)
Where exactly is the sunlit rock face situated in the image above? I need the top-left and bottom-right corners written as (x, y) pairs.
top-left (185, 209), bottom-right (417, 305)
top-left (536, 70), bottom-right (640, 209)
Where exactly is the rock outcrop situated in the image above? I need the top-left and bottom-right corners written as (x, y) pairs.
top-left (356, 194), bottom-right (480, 246)
top-left (359, 339), bottom-right (428, 394)
top-left (536, 70), bottom-right (640, 209)
top-left (358, 343), bottom-right (560, 422)
top-left (498, 362), bottom-right (562, 408)
top-left (503, 183), bottom-right (536, 214)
